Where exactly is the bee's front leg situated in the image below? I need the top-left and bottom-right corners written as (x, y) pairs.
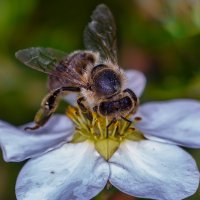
top-left (25, 86), bottom-right (80, 131)
top-left (120, 116), bottom-right (132, 130)
top-left (106, 118), bottom-right (117, 138)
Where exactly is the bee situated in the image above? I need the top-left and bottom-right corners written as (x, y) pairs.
top-left (15, 4), bottom-right (139, 131)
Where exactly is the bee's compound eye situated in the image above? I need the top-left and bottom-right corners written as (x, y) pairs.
top-left (93, 69), bottom-right (121, 97)
top-left (99, 96), bottom-right (133, 116)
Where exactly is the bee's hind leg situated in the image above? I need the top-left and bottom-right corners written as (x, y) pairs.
top-left (77, 97), bottom-right (93, 121)
top-left (25, 92), bottom-right (60, 131)
top-left (25, 86), bottom-right (80, 131)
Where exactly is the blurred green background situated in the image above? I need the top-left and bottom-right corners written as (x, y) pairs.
top-left (0, 0), bottom-right (200, 199)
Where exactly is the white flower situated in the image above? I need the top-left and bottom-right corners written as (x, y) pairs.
top-left (0, 70), bottom-right (200, 200)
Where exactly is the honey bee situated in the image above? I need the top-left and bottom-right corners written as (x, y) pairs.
top-left (15, 4), bottom-right (139, 131)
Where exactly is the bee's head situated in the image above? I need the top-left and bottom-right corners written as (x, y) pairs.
top-left (96, 88), bottom-right (139, 118)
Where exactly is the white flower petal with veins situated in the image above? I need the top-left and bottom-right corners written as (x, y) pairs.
top-left (109, 140), bottom-right (200, 200)
top-left (0, 67), bottom-right (199, 200)
top-left (124, 70), bottom-right (146, 97)
top-left (64, 92), bottom-right (78, 105)
top-left (135, 99), bottom-right (200, 148)
top-left (0, 115), bottom-right (74, 162)
top-left (16, 141), bottom-right (109, 200)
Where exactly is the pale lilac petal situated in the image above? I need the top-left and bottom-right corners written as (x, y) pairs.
top-left (0, 115), bottom-right (74, 162)
top-left (124, 70), bottom-right (146, 97)
top-left (16, 142), bottom-right (109, 200)
top-left (135, 99), bottom-right (200, 148)
top-left (64, 92), bottom-right (77, 105)
top-left (109, 140), bottom-right (199, 200)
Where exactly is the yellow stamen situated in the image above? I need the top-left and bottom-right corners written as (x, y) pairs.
top-left (66, 106), bottom-right (145, 160)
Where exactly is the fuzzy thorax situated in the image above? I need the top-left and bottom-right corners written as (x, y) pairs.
top-left (67, 106), bottom-right (145, 160)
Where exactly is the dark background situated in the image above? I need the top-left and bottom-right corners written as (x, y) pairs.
top-left (0, 0), bottom-right (200, 199)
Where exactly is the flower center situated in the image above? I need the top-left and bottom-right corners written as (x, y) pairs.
top-left (67, 106), bottom-right (145, 160)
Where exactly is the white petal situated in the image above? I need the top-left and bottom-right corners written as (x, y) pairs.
top-left (64, 93), bottom-right (77, 106)
top-left (135, 99), bottom-right (200, 148)
top-left (109, 140), bottom-right (199, 200)
top-left (124, 70), bottom-right (146, 97)
top-left (16, 142), bottom-right (109, 200)
top-left (0, 115), bottom-right (74, 162)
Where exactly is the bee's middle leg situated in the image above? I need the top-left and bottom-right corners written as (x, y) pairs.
top-left (77, 97), bottom-right (93, 121)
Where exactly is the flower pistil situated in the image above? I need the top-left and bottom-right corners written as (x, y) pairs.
top-left (67, 106), bottom-right (145, 160)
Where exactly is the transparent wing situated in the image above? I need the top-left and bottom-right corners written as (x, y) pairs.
top-left (15, 47), bottom-right (67, 74)
top-left (16, 47), bottom-right (88, 89)
top-left (84, 4), bottom-right (118, 64)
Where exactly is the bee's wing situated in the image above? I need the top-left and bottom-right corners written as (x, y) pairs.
top-left (15, 47), bottom-right (66, 74)
top-left (16, 47), bottom-right (88, 90)
top-left (84, 4), bottom-right (118, 64)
